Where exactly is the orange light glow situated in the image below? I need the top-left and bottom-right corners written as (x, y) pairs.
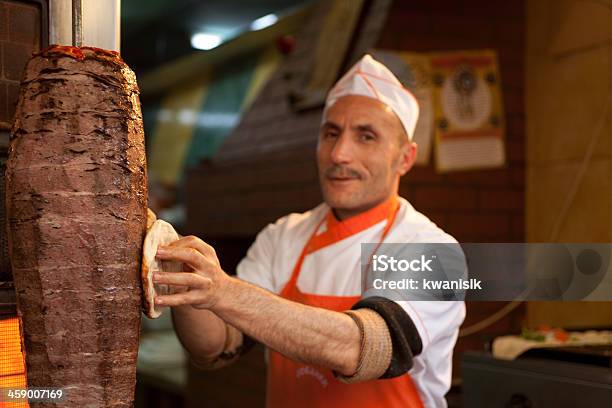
top-left (0, 317), bottom-right (29, 407)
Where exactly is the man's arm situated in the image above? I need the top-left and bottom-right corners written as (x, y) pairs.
top-left (170, 305), bottom-right (227, 367)
top-left (165, 275), bottom-right (361, 375)
top-left (154, 236), bottom-right (362, 376)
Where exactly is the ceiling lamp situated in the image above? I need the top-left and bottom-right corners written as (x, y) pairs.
top-left (191, 33), bottom-right (222, 50)
top-left (250, 13), bottom-right (278, 31)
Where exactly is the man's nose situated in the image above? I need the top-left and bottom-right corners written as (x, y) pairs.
top-left (330, 133), bottom-right (354, 164)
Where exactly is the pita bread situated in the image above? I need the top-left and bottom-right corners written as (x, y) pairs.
top-left (141, 219), bottom-right (182, 319)
top-left (146, 208), bottom-right (157, 230)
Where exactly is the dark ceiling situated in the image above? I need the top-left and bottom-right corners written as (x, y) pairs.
top-left (121, 0), bottom-right (310, 76)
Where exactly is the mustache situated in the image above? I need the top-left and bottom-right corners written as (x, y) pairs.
top-left (324, 165), bottom-right (363, 179)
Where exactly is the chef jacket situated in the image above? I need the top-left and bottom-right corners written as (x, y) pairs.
top-left (237, 196), bottom-right (466, 407)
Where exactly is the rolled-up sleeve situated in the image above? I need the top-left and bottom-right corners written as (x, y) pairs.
top-left (236, 217), bottom-right (290, 293)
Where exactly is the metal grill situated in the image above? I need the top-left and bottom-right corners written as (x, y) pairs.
top-left (0, 316), bottom-right (28, 407)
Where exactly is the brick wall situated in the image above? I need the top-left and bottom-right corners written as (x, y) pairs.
top-left (382, 0), bottom-right (525, 244)
top-left (379, 0), bottom-right (527, 372)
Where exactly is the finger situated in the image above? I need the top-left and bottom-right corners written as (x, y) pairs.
top-left (164, 235), bottom-right (195, 248)
top-left (155, 246), bottom-right (205, 270)
top-left (154, 271), bottom-right (208, 288)
top-left (155, 283), bottom-right (212, 307)
top-left (162, 235), bottom-right (215, 257)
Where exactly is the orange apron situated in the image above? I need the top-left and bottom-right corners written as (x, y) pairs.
top-left (266, 196), bottom-right (424, 408)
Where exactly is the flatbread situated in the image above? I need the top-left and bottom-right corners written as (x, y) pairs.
top-left (146, 208), bottom-right (157, 230)
top-left (141, 219), bottom-right (182, 319)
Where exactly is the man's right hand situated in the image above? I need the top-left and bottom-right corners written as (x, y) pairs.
top-left (155, 235), bottom-right (231, 309)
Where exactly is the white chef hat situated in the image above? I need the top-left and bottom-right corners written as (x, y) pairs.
top-left (324, 54), bottom-right (419, 141)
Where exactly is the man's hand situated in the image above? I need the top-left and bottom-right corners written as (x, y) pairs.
top-left (155, 236), bottom-right (361, 376)
top-left (154, 235), bottom-right (230, 309)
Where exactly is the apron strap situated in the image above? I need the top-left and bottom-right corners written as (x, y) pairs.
top-left (283, 196), bottom-right (400, 297)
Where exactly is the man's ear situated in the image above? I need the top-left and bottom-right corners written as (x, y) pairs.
top-left (397, 142), bottom-right (418, 176)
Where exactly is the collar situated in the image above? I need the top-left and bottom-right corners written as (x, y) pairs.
top-left (306, 195), bottom-right (399, 254)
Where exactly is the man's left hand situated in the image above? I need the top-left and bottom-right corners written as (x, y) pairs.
top-left (153, 235), bottom-right (229, 309)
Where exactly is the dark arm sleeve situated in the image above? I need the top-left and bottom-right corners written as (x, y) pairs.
top-left (351, 296), bottom-right (423, 379)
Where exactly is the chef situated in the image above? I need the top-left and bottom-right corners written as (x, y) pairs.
top-left (154, 54), bottom-right (466, 407)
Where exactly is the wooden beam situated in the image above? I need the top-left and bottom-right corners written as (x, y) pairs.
top-left (289, 0), bottom-right (365, 111)
top-left (139, 5), bottom-right (313, 97)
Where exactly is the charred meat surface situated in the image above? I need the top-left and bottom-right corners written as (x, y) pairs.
top-left (5, 45), bottom-right (147, 407)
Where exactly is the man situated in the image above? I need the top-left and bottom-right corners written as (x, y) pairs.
top-left (154, 55), bottom-right (465, 407)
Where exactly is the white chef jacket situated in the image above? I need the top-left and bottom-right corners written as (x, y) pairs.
top-left (237, 196), bottom-right (466, 407)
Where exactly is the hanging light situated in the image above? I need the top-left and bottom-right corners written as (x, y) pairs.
top-left (250, 13), bottom-right (278, 31)
top-left (191, 33), bottom-right (222, 50)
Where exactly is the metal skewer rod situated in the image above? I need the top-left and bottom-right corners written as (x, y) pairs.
top-left (72, 0), bottom-right (83, 47)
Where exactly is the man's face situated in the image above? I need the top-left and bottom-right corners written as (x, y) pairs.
top-left (316, 95), bottom-right (417, 218)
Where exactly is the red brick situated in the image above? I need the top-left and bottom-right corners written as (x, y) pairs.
top-left (492, 19), bottom-right (524, 46)
top-left (2, 41), bottom-right (31, 81)
top-left (500, 66), bottom-right (524, 92)
top-left (376, 29), bottom-right (401, 50)
top-left (446, 169), bottom-right (510, 187)
top-left (511, 214), bottom-right (525, 241)
top-left (398, 184), bottom-right (415, 202)
top-left (243, 185), bottom-right (321, 211)
top-left (385, 10), bottom-right (431, 36)
top-left (478, 189), bottom-right (524, 210)
top-left (403, 166), bottom-right (444, 184)
top-left (423, 34), bottom-right (495, 51)
top-left (423, 211), bottom-right (448, 229)
top-left (497, 49), bottom-right (523, 70)
top-left (413, 186), bottom-right (477, 210)
top-left (392, 34), bottom-right (438, 52)
top-left (0, 81), bottom-right (7, 125)
top-left (193, 209), bottom-right (298, 237)
top-left (503, 89), bottom-right (524, 116)
top-left (511, 165), bottom-right (524, 187)
top-left (430, 14), bottom-right (495, 39)
top-left (6, 81), bottom-right (19, 121)
top-left (0, 4), bottom-right (8, 42)
top-left (7, 2), bottom-right (40, 46)
top-left (447, 213), bottom-right (510, 241)
top-left (505, 113), bottom-right (525, 140)
top-left (506, 139), bottom-right (524, 163)
top-left (199, 163), bottom-right (318, 194)
top-left (460, 0), bottom-right (525, 20)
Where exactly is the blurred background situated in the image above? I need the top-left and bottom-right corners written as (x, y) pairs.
top-left (1, 0), bottom-right (612, 407)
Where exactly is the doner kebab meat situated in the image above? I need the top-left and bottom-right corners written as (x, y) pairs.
top-left (6, 45), bottom-right (148, 407)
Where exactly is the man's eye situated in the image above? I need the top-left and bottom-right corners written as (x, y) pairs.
top-left (325, 131), bottom-right (339, 139)
top-left (360, 133), bottom-right (376, 141)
